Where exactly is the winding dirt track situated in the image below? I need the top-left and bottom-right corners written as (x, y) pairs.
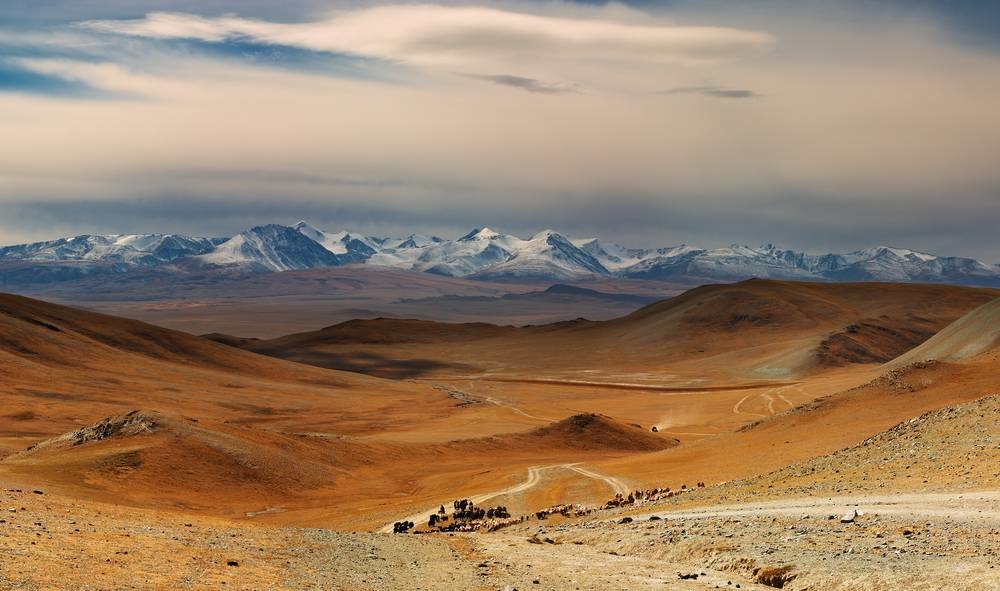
top-left (733, 384), bottom-right (801, 417)
top-left (378, 463), bottom-right (629, 532)
top-left (567, 464), bottom-right (631, 496)
top-left (732, 393), bottom-right (767, 417)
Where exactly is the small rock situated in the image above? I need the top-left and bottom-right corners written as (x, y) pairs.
top-left (840, 509), bottom-right (858, 523)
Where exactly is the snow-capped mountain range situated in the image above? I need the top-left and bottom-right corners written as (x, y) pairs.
top-left (1, 222), bottom-right (998, 286)
top-left (0, 233), bottom-right (223, 268)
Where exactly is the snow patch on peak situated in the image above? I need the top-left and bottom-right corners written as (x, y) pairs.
top-left (291, 222), bottom-right (380, 262)
top-left (530, 229), bottom-right (561, 240)
top-left (872, 246), bottom-right (938, 262)
top-left (459, 227), bottom-right (502, 241)
top-left (292, 220), bottom-right (323, 237)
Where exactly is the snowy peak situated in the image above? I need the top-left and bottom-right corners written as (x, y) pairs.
top-left (458, 227), bottom-right (503, 242)
top-left (471, 229), bottom-right (607, 280)
top-left (199, 224), bottom-right (341, 271)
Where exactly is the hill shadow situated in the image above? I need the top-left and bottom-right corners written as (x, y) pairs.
top-left (277, 350), bottom-right (474, 379)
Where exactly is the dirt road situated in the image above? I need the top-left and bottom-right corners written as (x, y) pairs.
top-left (632, 490), bottom-right (1000, 523)
top-left (378, 462), bottom-right (630, 532)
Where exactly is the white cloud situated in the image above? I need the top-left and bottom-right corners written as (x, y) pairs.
top-left (80, 5), bottom-right (775, 68)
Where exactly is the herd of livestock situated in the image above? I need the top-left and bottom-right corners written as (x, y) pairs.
top-left (392, 482), bottom-right (706, 535)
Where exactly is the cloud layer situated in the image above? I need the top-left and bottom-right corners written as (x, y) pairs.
top-left (81, 6), bottom-right (775, 67)
top-left (0, 2), bottom-right (998, 260)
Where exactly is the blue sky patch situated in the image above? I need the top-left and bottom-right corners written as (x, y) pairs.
top-left (0, 60), bottom-right (109, 98)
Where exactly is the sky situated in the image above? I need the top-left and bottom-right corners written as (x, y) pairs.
top-left (0, 1), bottom-right (998, 260)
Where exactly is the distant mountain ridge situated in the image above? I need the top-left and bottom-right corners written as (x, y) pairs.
top-left (0, 233), bottom-right (222, 267)
top-left (1, 222), bottom-right (998, 287)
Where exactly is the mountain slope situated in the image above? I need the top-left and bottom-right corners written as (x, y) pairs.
top-left (718, 394), bottom-right (1000, 498)
top-left (886, 297), bottom-right (1000, 367)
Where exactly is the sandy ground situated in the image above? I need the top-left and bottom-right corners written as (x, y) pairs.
top-left (473, 490), bottom-right (1000, 590)
top-left (4, 485), bottom-right (997, 591)
top-left (0, 486), bottom-right (488, 591)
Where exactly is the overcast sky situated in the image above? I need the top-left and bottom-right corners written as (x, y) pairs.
top-left (1, 1), bottom-right (998, 260)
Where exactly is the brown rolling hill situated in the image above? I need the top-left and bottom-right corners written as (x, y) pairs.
top-left (213, 280), bottom-right (999, 382)
top-left (505, 413), bottom-right (678, 452)
top-left (0, 293), bottom-right (683, 524)
top-left (0, 292), bottom-right (375, 377)
top-left (596, 310), bottom-right (1000, 496)
top-left (4, 410), bottom-right (345, 513)
top-left (0, 293), bottom-right (451, 448)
